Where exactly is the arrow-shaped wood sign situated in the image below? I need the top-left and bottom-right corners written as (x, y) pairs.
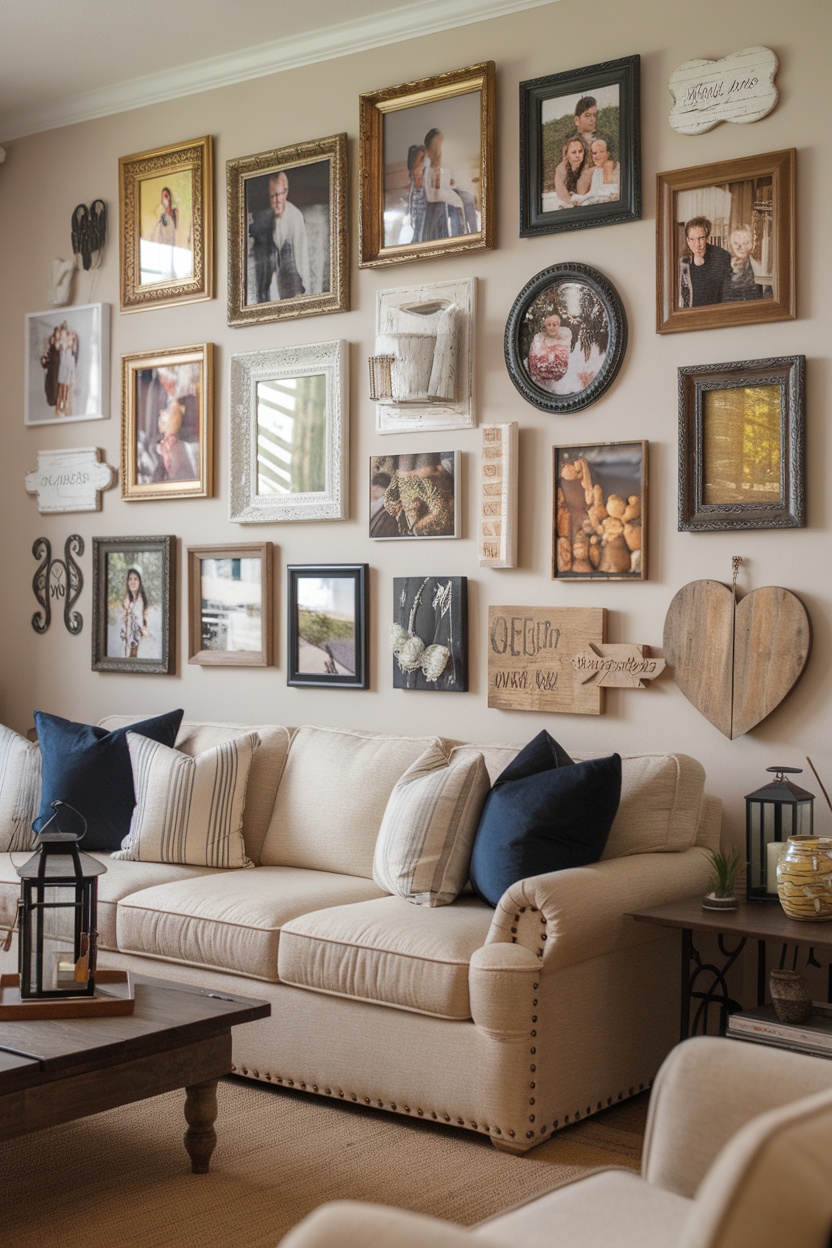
top-left (571, 643), bottom-right (665, 689)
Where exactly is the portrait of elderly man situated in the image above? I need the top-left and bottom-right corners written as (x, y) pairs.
top-left (678, 216), bottom-right (731, 308)
top-left (248, 170), bottom-right (312, 304)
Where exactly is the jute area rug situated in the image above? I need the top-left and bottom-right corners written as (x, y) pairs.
top-left (1, 1078), bottom-right (647, 1248)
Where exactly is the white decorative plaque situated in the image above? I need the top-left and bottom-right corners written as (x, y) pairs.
top-left (25, 447), bottom-right (116, 513)
top-left (669, 47), bottom-right (778, 135)
top-left (479, 422), bottom-right (518, 568)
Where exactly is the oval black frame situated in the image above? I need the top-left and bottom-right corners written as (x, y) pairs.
top-left (504, 263), bottom-right (627, 415)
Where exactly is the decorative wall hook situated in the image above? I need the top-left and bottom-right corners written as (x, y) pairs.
top-left (71, 200), bottom-right (107, 271)
top-left (32, 534), bottom-right (84, 634)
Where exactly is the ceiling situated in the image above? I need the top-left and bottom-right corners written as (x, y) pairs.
top-left (0, 0), bottom-right (557, 142)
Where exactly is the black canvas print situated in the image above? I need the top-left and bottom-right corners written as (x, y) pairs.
top-left (392, 576), bottom-right (467, 692)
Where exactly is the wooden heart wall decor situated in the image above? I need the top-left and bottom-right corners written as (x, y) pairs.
top-left (663, 577), bottom-right (811, 739)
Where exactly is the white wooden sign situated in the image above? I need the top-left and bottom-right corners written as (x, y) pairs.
top-left (669, 47), bottom-right (778, 134)
top-left (571, 644), bottom-right (666, 689)
top-left (25, 447), bottom-right (116, 513)
top-left (479, 422), bottom-right (518, 569)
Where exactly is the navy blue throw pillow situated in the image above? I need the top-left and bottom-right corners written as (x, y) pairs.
top-left (33, 709), bottom-right (184, 852)
top-left (469, 730), bottom-right (621, 907)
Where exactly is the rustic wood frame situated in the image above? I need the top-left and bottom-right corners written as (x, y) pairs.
top-left (553, 440), bottom-right (647, 580)
top-left (188, 543), bottom-right (273, 667)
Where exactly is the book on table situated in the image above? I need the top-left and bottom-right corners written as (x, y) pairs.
top-left (726, 1001), bottom-right (832, 1056)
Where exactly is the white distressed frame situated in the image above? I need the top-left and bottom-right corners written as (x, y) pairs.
top-left (229, 339), bottom-right (348, 523)
top-left (25, 302), bottom-right (109, 426)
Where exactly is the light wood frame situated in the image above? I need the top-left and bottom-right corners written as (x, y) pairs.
top-left (188, 543), bottom-right (273, 667)
top-left (553, 440), bottom-right (647, 580)
top-left (91, 535), bottom-right (176, 674)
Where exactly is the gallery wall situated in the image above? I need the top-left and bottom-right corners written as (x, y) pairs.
top-left (0, 0), bottom-right (829, 860)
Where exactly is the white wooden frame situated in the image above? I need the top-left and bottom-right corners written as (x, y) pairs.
top-left (25, 302), bottom-right (109, 426)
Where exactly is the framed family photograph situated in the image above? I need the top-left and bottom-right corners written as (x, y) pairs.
top-left (657, 148), bottom-right (795, 333)
top-left (678, 355), bottom-right (805, 531)
top-left (25, 303), bottom-right (109, 426)
top-left (520, 54), bottom-right (641, 237)
top-left (287, 564), bottom-right (368, 689)
top-left (370, 451), bottom-right (460, 539)
top-left (504, 263), bottom-right (627, 414)
top-left (188, 543), bottom-right (273, 667)
top-left (91, 535), bottom-right (176, 674)
top-left (121, 343), bottom-right (213, 501)
top-left (229, 339), bottom-right (348, 523)
top-left (226, 133), bottom-right (348, 327)
top-left (119, 135), bottom-right (213, 313)
top-left (359, 61), bottom-right (494, 267)
top-left (393, 576), bottom-right (468, 692)
top-left (554, 441), bottom-right (647, 580)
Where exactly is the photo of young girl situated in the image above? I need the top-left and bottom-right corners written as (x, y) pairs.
top-left (105, 551), bottom-right (164, 662)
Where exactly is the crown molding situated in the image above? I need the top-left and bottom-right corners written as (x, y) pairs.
top-left (0, 0), bottom-right (560, 141)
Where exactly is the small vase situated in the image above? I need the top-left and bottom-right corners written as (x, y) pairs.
top-left (769, 968), bottom-right (813, 1024)
top-left (702, 892), bottom-right (738, 911)
top-left (776, 836), bottom-right (832, 922)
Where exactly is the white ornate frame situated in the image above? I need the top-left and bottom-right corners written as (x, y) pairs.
top-left (229, 339), bottom-right (348, 523)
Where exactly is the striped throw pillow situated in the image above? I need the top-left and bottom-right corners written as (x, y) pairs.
top-left (373, 740), bottom-right (490, 907)
top-left (0, 724), bottom-right (41, 852)
top-left (114, 732), bottom-right (259, 867)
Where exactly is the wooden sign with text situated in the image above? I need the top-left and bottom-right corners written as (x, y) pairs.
top-left (487, 606), bottom-right (606, 715)
top-left (479, 422), bottom-right (517, 568)
top-left (669, 46), bottom-right (778, 134)
top-left (571, 643), bottom-right (666, 689)
top-left (26, 447), bottom-right (116, 513)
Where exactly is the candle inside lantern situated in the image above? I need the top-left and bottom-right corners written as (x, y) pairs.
top-left (767, 839), bottom-right (789, 894)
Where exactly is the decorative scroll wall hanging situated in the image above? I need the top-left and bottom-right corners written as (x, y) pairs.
top-left (32, 535), bottom-right (84, 634)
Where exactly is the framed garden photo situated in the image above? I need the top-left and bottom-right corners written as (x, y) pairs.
top-left (504, 263), bottom-right (627, 414)
top-left (121, 343), bottom-right (213, 501)
top-left (657, 148), bottom-right (795, 333)
top-left (370, 451), bottom-right (460, 539)
top-left (359, 61), bottom-right (494, 267)
top-left (226, 133), bottom-right (348, 327)
top-left (119, 135), bottom-right (213, 312)
top-left (678, 355), bottom-right (805, 531)
top-left (25, 303), bottom-right (109, 426)
top-left (520, 54), bottom-right (641, 237)
top-left (287, 564), bottom-right (368, 689)
top-left (554, 441), bottom-right (647, 580)
top-left (393, 576), bottom-right (468, 692)
top-left (229, 339), bottom-right (348, 523)
top-left (91, 535), bottom-right (176, 674)
top-left (188, 543), bottom-right (273, 667)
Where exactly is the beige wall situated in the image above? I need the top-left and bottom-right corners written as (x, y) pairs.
top-left (0, 0), bottom-right (829, 858)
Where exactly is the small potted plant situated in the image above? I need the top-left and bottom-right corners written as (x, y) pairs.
top-left (702, 846), bottom-right (742, 911)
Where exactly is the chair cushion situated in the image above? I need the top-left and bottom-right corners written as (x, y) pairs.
top-left (0, 725), bottom-right (41, 852)
top-left (373, 741), bottom-right (489, 907)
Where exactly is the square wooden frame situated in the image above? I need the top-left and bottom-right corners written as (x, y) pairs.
top-left (91, 535), bottom-right (176, 674)
top-left (554, 441), bottom-right (647, 580)
top-left (678, 355), bottom-right (805, 531)
top-left (226, 133), bottom-right (349, 327)
top-left (520, 54), bottom-right (641, 237)
top-left (188, 543), bottom-right (273, 667)
top-left (287, 564), bottom-right (368, 689)
top-left (657, 148), bottom-right (795, 333)
top-left (121, 343), bottom-right (214, 501)
top-left (25, 303), bottom-right (109, 426)
top-left (359, 61), bottom-right (494, 267)
top-left (118, 136), bottom-right (213, 312)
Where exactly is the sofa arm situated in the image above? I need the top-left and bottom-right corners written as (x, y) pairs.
top-left (279, 1202), bottom-right (488, 1248)
top-left (469, 942), bottom-right (541, 1040)
top-left (484, 847), bottom-right (711, 970)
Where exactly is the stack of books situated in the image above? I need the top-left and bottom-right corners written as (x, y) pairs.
top-left (726, 1001), bottom-right (832, 1058)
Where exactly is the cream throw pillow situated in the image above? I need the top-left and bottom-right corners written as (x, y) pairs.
top-left (373, 740), bottom-right (490, 907)
top-left (0, 724), bottom-right (41, 852)
top-left (114, 732), bottom-right (259, 867)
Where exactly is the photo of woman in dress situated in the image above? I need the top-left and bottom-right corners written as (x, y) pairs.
top-left (553, 137), bottom-right (592, 208)
top-left (121, 567), bottom-right (148, 659)
top-left (521, 282), bottom-right (610, 398)
top-left (105, 549), bottom-right (164, 662)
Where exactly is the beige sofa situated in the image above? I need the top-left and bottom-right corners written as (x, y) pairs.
top-left (0, 718), bottom-right (720, 1154)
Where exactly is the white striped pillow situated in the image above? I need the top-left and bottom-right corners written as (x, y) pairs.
top-left (373, 740), bottom-right (490, 907)
top-left (114, 732), bottom-right (259, 867)
top-left (0, 724), bottom-right (41, 852)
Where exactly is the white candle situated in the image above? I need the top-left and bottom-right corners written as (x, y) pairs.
top-left (767, 840), bottom-right (788, 894)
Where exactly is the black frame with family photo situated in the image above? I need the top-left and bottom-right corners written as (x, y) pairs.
top-left (287, 564), bottom-right (368, 689)
top-left (504, 263), bottom-right (627, 415)
top-left (520, 55), bottom-right (641, 237)
top-left (91, 535), bottom-right (176, 674)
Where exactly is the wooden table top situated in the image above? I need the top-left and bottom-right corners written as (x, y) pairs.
top-left (630, 896), bottom-right (832, 948)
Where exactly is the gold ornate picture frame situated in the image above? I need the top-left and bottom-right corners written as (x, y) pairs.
top-left (119, 135), bottom-right (213, 312)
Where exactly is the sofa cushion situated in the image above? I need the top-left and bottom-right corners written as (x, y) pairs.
top-left (113, 732), bottom-right (258, 868)
top-left (372, 742), bottom-right (489, 907)
top-left (259, 726), bottom-right (440, 877)
top-left (116, 867), bottom-right (386, 981)
top-left (278, 894), bottom-right (492, 1019)
top-left (0, 726), bottom-right (41, 852)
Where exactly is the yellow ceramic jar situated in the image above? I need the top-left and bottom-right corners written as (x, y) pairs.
top-left (776, 836), bottom-right (832, 921)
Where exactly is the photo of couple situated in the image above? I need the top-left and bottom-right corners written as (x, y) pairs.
top-left (26, 303), bottom-right (106, 426)
top-left (540, 85), bottom-right (621, 213)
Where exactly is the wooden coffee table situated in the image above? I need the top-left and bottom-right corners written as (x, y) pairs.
top-left (0, 973), bottom-right (270, 1172)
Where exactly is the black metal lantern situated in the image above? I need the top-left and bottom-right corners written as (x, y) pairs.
top-left (745, 767), bottom-right (815, 903)
top-left (16, 801), bottom-right (106, 999)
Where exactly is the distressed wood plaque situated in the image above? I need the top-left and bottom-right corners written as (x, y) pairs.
top-left (479, 422), bottom-right (518, 568)
top-left (668, 46), bottom-right (778, 134)
top-left (26, 448), bottom-right (116, 513)
top-left (488, 606), bottom-right (606, 715)
top-left (572, 643), bottom-right (665, 689)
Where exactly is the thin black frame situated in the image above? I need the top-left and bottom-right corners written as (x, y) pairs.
top-left (287, 564), bottom-right (369, 689)
top-left (91, 535), bottom-right (176, 674)
top-left (504, 263), bottom-right (627, 414)
top-left (520, 55), bottom-right (641, 238)
top-left (678, 355), bottom-right (805, 532)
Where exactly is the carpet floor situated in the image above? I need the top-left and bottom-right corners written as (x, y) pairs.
top-left (0, 1078), bottom-right (648, 1248)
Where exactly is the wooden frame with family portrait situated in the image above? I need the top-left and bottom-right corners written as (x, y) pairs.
top-left (91, 535), bottom-right (176, 674)
top-left (359, 61), bottom-right (494, 267)
top-left (369, 451), bottom-right (461, 539)
top-left (504, 263), bottom-right (627, 415)
top-left (25, 302), bottom-right (109, 426)
top-left (287, 564), bottom-right (368, 689)
top-left (554, 441), bottom-right (647, 580)
top-left (121, 343), bottom-right (213, 501)
top-left (678, 355), bottom-right (805, 531)
top-left (119, 136), bottom-right (213, 313)
top-left (520, 55), bottom-right (641, 237)
top-left (188, 543), bottom-right (273, 667)
top-left (226, 133), bottom-right (348, 327)
top-left (657, 148), bottom-right (795, 333)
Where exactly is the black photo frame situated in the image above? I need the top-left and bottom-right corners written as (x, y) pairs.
top-left (392, 576), bottom-right (468, 692)
top-left (287, 564), bottom-right (368, 689)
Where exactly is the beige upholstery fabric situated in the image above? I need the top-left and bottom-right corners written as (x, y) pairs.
top-left (280, 1204), bottom-right (503, 1248)
top-left (260, 726), bottom-right (439, 876)
top-left (0, 725), bottom-right (40, 852)
top-left (279, 894), bottom-right (492, 1018)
